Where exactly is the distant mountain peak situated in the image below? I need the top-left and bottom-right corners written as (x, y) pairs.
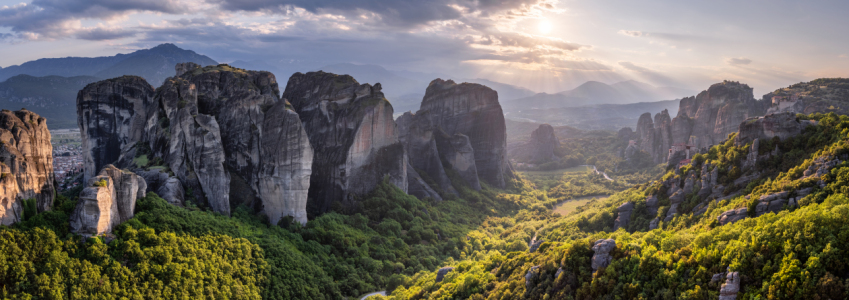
top-left (151, 43), bottom-right (180, 50)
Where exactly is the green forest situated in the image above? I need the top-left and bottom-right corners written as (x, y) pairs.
top-left (5, 113), bottom-right (849, 299)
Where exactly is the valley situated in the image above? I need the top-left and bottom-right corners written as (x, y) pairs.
top-left (2, 44), bottom-right (849, 300)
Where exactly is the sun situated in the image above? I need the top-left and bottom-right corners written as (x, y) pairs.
top-left (538, 19), bottom-right (553, 34)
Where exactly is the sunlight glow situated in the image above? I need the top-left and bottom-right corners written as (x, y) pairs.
top-left (538, 19), bottom-right (553, 34)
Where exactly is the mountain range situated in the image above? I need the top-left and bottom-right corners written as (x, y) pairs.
top-left (0, 44), bottom-right (217, 86)
top-left (502, 80), bottom-right (696, 111)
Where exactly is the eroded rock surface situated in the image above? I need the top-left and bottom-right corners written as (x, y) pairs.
top-left (735, 112), bottom-right (814, 146)
top-left (435, 267), bottom-right (455, 283)
top-left (0, 109), bottom-right (55, 225)
top-left (614, 202), bottom-right (634, 231)
top-left (719, 271), bottom-right (740, 300)
top-left (283, 71), bottom-right (406, 215)
top-left (397, 111), bottom-right (457, 197)
top-left (69, 165), bottom-right (146, 235)
top-left (591, 239), bottom-right (616, 271)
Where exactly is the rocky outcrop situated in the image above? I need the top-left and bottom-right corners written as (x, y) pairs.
top-left (646, 195), bottom-right (659, 217)
top-left (717, 208), bottom-right (747, 225)
top-left (405, 161), bottom-right (443, 201)
top-left (283, 71), bottom-right (406, 215)
top-left (435, 267), bottom-right (455, 283)
top-left (0, 109), bottom-right (55, 225)
top-left (649, 218), bottom-right (660, 230)
top-left (509, 124), bottom-right (559, 164)
top-left (735, 112), bottom-right (815, 147)
top-left (418, 79), bottom-right (513, 188)
top-left (719, 271), bottom-right (740, 300)
top-left (636, 81), bottom-right (767, 163)
top-left (525, 265), bottom-right (541, 288)
top-left (529, 236), bottom-right (544, 253)
top-left (591, 239), bottom-right (616, 272)
top-left (613, 202), bottom-right (634, 231)
top-left (79, 64), bottom-right (315, 225)
top-left (77, 76), bottom-right (155, 183)
top-left (69, 165), bottom-right (146, 235)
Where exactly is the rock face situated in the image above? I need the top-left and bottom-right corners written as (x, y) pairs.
top-left (717, 208), bottom-right (748, 225)
top-left (283, 71), bottom-right (406, 216)
top-left (419, 79), bottom-right (514, 188)
top-left (719, 271), bottom-right (740, 300)
top-left (69, 165), bottom-right (146, 235)
top-left (525, 265), bottom-right (541, 288)
top-left (509, 124), bottom-right (559, 164)
top-left (78, 64), bottom-right (314, 225)
top-left (435, 131), bottom-right (481, 190)
top-left (636, 81), bottom-right (767, 163)
top-left (435, 266), bottom-right (455, 283)
top-left (613, 202), bottom-right (634, 231)
top-left (396, 111), bottom-right (457, 197)
top-left (591, 239), bottom-right (616, 272)
top-left (0, 109), bottom-right (55, 225)
top-left (734, 112), bottom-right (814, 147)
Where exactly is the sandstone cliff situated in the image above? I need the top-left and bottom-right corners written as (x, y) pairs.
top-left (0, 109), bottom-right (55, 225)
top-left (397, 111), bottom-right (457, 198)
top-left (418, 79), bottom-right (514, 188)
top-left (508, 124), bottom-right (560, 164)
top-left (78, 63), bottom-right (314, 225)
top-left (69, 165), bottom-right (146, 235)
top-left (283, 71), bottom-right (406, 216)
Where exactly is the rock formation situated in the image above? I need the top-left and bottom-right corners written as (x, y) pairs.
top-left (591, 238), bottom-right (616, 272)
top-left (613, 202), bottom-right (634, 231)
top-left (418, 79), bottom-right (514, 188)
top-left (396, 111), bottom-right (458, 197)
top-left (636, 81), bottom-right (767, 163)
top-left (717, 208), bottom-right (747, 226)
top-left (78, 63), bottom-right (314, 225)
top-left (525, 265), bottom-right (541, 288)
top-left (77, 76), bottom-right (156, 183)
top-left (719, 271), bottom-right (740, 300)
top-left (508, 124), bottom-right (559, 164)
top-left (69, 165), bottom-right (146, 235)
top-left (283, 71), bottom-right (406, 215)
top-left (434, 131), bottom-right (481, 190)
top-left (734, 112), bottom-right (815, 146)
top-left (435, 266), bottom-right (455, 282)
top-left (0, 109), bottom-right (55, 225)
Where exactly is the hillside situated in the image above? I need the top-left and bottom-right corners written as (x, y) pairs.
top-left (0, 43), bottom-right (217, 86)
top-left (764, 78), bottom-right (849, 115)
top-left (0, 74), bottom-right (100, 128)
top-left (386, 112), bottom-right (849, 299)
top-left (502, 80), bottom-right (694, 112)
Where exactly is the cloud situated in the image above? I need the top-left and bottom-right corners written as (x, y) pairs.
top-left (75, 27), bottom-right (138, 41)
top-left (618, 30), bottom-right (642, 37)
top-left (0, 0), bottom-right (187, 40)
top-left (726, 57), bottom-right (752, 65)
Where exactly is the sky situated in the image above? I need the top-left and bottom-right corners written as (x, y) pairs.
top-left (0, 0), bottom-right (848, 96)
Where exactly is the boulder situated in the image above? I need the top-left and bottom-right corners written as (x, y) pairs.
top-left (418, 79), bottom-right (513, 188)
top-left (284, 71), bottom-right (406, 216)
top-left (529, 237), bottom-right (544, 253)
top-left (435, 266), bottom-right (455, 283)
top-left (69, 165), bottom-right (146, 235)
top-left (591, 239), bottom-right (616, 271)
top-left (613, 201), bottom-right (634, 230)
top-left (719, 271), bottom-right (740, 300)
top-left (717, 208), bottom-right (747, 225)
top-left (136, 170), bottom-right (184, 206)
top-left (525, 265), bottom-right (541, 288)
top-left (0, 109), bottom-right (55, 225)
